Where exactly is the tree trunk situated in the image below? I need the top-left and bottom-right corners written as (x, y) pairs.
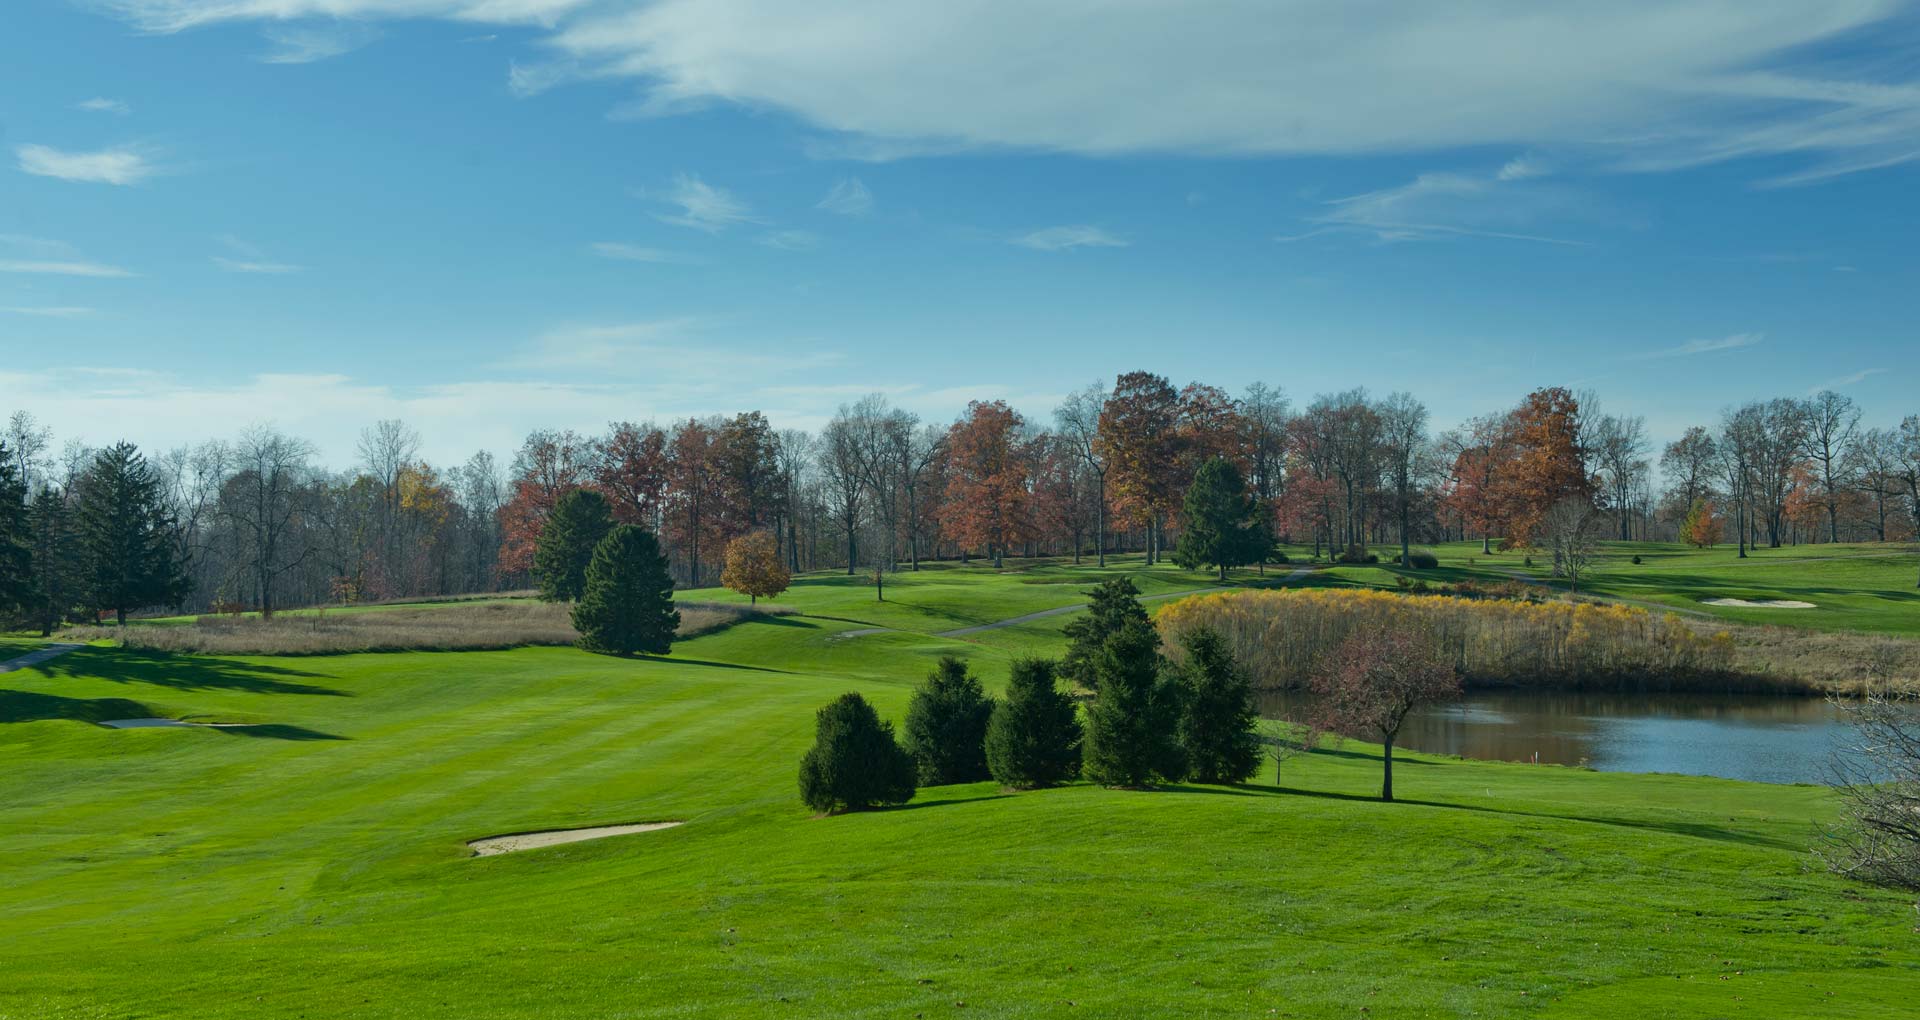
top-left (1095, 474), bottom-right (1107, 568)
top-left (845, 525), bottom-right (856, 576)
top-left (116, 606), bottom-right (126, 627)
top-left (1380, 735), bottom-right (1394, 802)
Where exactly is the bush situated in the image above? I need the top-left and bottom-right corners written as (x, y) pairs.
top-left (985, 658), bottom-right (1082, 789)
top-left (1335, 544), bottom-right (1370, 564)
top-left (1366, 553), bottom-right (1379, 564)
top-left (572, 526), bottom-right (679, 656)
top-left (1082, 619), bottom-right (1188, 787)
top-left (902, 656), bottom-right (995, 785)
top-left (1523, 555), bottom-right (1535, 568)
top-left (1270, 551), bottom-right (1290, 565)
top-left (1174, 628), bottom-right (1262, 784)
top-left (798, 692), bottom-right (917, 813)
top-left (1407, 550), bottom-right (1439, 569)
top-left (1631, 554), bottom-right (1643, 565)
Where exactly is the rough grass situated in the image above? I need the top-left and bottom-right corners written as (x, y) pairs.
top-left (62, 599), bottom-right (791, 655)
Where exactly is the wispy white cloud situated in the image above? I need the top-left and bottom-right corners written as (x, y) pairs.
top-left (213, 235), bottom-right (301, 273)
top-left (213, 256), bottom-right (302, 274)
top-left (96, 0), bottom-right (589, 33)
top-left (15, 144), bottom-right (158, 185)
top-left (647, 173), bottom-right (757, 233)
top-left (1308, 169), bottom-right (1592, 246)
top-left (589, 242), bottom-right (698, 264)
top-left (77, 97), bottom-right (132, 115)
top-left (1629, 332), bottom-right (1763, 360)
top-left (756, 229), bottom-right (819, 251)
top-left (0, 261), bottom-right (134, 277)
top-left (816, 177), bottom-right (873, 216)
top-left (0, 305), bottom-right (96, 317)
top-left (258, 21), bottom-right (379, 63)
top-left (1811, 367), bottom-right (1886, 392)
top-left (1497, 155), bottom-right (1548, 181)
top-left (1013, 225), bottom-right (1128, 251)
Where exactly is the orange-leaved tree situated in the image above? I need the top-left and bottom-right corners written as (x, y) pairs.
top-left (938, 400), bottom-right (1033, 568)
top-left (1498, 387), bottom-right (1592, 548)
top-left (721, 530), bottom-right (790, 604)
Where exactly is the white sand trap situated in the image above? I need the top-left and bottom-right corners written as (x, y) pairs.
top-left (468, 821), bottom-right (683, 856)
top-left (1703, 598), bottom-right (1816, 609)
top-left (97, 718), bottom-right (252, 729)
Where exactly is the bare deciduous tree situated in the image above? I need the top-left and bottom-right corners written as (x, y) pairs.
top-left (1820, 670), bottom-right (1920, 890)
top-left (1541, 496), bottom-right (1605, 592)
top-left (1054, 383), bottom-right (1110, 566)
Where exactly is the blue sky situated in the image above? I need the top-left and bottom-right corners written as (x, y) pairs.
top-left (3, 0), bottom-right (1916, 466)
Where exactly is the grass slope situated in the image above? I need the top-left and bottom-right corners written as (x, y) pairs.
top-left (3, 559), bottom-right (1916, 1019)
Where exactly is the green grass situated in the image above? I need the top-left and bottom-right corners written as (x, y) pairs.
top-left (1299, 540), bottom-right (1920, 636)
top-left (3, 558), bottom-right (1917, 1018)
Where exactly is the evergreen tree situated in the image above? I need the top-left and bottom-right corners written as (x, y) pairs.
top-left (1061, 576), bottom-right (1148, 691)
top-left (1082, 618), bottom-right (1188, 787)
top-left (985, 657), bottom-right (1082, 789)
top-left (902, 656), bottom-right (996, 785)
top-left (1174, 456), bottom-right (1265, 580)
top-left (533, 488), bottom-right (614, 603)
top-left (798, 691), bottom-right (917, 813)
top-left (25, 488), bottom-right (80, 636)
top-left (1174, 627), bottom-right (1262, 784)
top-left (76, 442), bottom-right (190, 625)
top-left (571, 525), bottom-right (679, 656)
top-left (0, 442), bottom-right (29, 620)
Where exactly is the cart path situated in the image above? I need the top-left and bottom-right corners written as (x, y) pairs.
top-left (0, 643), bottom-right (83, 673)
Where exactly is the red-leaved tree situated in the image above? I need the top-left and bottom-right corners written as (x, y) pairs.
top-left (1308, 628), bottom-right (1461, 801)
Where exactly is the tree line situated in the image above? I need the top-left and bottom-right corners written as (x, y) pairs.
top-left (5, 379), bottom-right (1917, 623)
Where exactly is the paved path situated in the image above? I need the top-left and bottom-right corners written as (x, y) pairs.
top-left (838, 567), bottom-right (1316, 640)
top-left (0, 643), bottom-right (82, 673)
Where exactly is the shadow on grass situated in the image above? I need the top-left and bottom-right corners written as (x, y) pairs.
top-left (37, 648), bottom-right (349, 697)
top-left (211, 723), bottom-right (347, 741)
top-left (0, 689), bottom-right (155, 724)
top-left (1248, 780), bottom-right (1797, 850)
top-left (890, 793), bottom-right (1016, 812)
top-left (663, 656), bottom-right (795, 675)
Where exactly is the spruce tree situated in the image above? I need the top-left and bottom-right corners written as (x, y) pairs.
top-left (798, 691), bottom-right (917, 813)
top-left (902, 656), bottom-right (996, 785)
top-left (0, 443), bottom-right (29, 620)
top-left (534, 488), bottom-right (614, 603)
top-left (985, 657), bottom-right (1082, 789)
top-left (1174, 456), bottom-right (1265, 580)
top-left (1082, 618), bottom-right (1188, 787)
top-left (76, 442), bottom-right (189, 626)
top-left (1174, 626), bottom-right (1262, 784)
top-left (25, 488), bottom-right (80, 636)
top-left (571, 525), bottom-right (679, 656)
top-left (1061, 576), bottom-right (1148, 691)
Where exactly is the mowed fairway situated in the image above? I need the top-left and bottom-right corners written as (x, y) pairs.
top-left (3, 561), bottom-right (1917, 1019)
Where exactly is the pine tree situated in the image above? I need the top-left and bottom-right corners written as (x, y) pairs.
top-left (798, 691), bottom-right (917, 813)
top-left (534, 488), bottom-right (614, 603)
top-left (1174, 456), bottom-right (1265, 580)
top-left (571, 525), bottom-right (679, 656)
top-left (902, 656), bottom-right (996, 785)
top-left (1082, 619), bottom-right (1187, 787)
top-left (1174, 627), bottom-right (1262, 784)
top-left (985, 657), bottom-right (1082, 789)
top-left (0, 442), bottom-right (29, 619)
top-left (76, 442), bottom-right (190, 626)
top-left (1061, 576), bottom-right (1148, 691)
top-left (25, 488), bottom-right (80, 636)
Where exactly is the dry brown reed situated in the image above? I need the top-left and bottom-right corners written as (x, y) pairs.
top-left (65, 599), bottom-right (791, 656)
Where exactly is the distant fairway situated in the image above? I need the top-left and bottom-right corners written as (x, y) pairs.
top-left (3, 557), bottom-right (1917, 1018)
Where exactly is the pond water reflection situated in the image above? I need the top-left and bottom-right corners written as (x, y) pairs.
top-left (1258, 690), bottom-right (1850, 785)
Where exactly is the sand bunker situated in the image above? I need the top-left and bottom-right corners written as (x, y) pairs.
top-left (468, 822), bottom-right (683, 856)
top-left (1703, 598), bottom-right (1816, 609)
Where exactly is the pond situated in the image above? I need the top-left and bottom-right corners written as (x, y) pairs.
top-left (1257, 690), bottom-right (1853, 785)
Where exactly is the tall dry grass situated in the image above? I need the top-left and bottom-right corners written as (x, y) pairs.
top-left (65, 599), bottom-right (792, 656)
top-left (1155, 588), bottom-right (1771, 693)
